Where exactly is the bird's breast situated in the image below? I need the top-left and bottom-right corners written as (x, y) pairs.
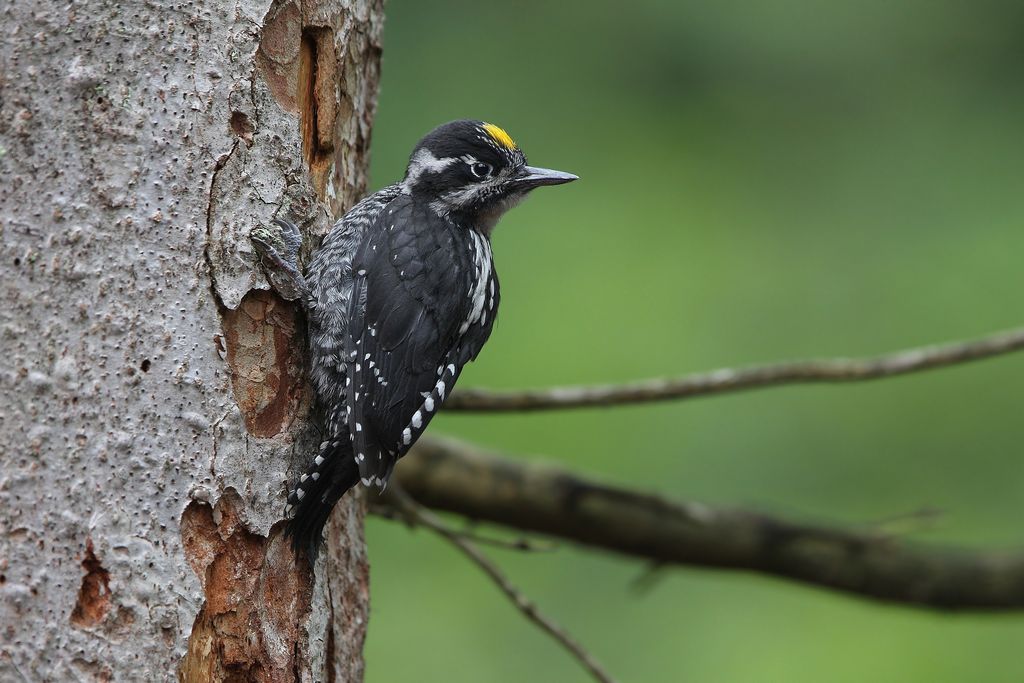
top-left (459, 229), bottom-right (494, 335)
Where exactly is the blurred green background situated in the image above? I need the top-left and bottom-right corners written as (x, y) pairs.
top-left (364, 1), bottom-right (1024, 681)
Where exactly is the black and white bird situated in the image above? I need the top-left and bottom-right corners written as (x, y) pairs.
top-left (251, 120), bottom-right (576, 559)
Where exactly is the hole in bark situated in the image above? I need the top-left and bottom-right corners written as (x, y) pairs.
top-left (70, 539), bottom-right (111, 628)
top-left (13, 257), bottom-right (20, 266)
top-left (140, 359), bottom-right (151, 372)
top-left (229, 111), bottom-right (254, 145)
top-left (298, 27), bottom-right (335, 178)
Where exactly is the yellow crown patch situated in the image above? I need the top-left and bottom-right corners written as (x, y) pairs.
top-left (482, 123), bottom-right (517, 151)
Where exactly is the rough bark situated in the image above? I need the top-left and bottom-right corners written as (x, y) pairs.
top-left (0, 0), bottom-right (384, 680)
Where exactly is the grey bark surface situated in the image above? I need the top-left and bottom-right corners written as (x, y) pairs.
top-left (0, 0), bottom-right (384, 680)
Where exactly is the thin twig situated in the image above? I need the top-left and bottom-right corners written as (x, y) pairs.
top-left (629, 561), bottom-right (669, 595)
top-left (369, 502), bottom-right (558, 552)
top-left (384, 487), bottom-right (620, 683)
top-left (454, 530), bottom-right (558, 553)
top-left (445, 325), bottom-right (1024, 411)
top-left (865, 507), bottom-right (945, 538)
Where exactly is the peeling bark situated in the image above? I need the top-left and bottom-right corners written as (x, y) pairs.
top-left (222, 291), bottom-right (306, 439)
top-left (179, 491), bottom-right (310, 682)
top-left (0, 0), bottom-right (384, 680)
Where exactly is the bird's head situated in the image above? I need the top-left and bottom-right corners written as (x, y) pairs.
top-left (402, 119), bottom-right (577, 232)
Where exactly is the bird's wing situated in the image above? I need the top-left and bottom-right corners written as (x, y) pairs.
top-left (306, 183), bottom-right (403, 408)
top-left (344, 198), bottom-right (469, 485)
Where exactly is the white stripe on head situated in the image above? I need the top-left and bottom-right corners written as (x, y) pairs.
top-left (403, 149), bottom-right (458, 192)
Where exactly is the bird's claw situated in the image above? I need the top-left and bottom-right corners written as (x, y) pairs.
top-left (272, 218), bottom-right (303, 255)
top-left (250, 218), bottom-right (309, 302)
top-left (251, 228), bottom-right (288, 268)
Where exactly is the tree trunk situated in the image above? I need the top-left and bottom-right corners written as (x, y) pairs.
top-left (0, 0), bottom-right (384, 680)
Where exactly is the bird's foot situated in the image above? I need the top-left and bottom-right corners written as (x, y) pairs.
top-left (250, 218), bottom-right (310, 302)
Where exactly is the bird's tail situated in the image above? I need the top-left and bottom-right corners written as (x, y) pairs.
top-left (284, 426), bottom-right (360, 564)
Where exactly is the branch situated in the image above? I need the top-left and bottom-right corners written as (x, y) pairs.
top-left (389, 436), bottom-right (1024, 611)
top-left (381, 486), bottom-right (619, 683)
top-left (445, 326), bottom-right (1024, 411)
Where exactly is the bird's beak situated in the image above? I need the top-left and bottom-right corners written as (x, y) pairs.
top-left (513, 165), bottom-right (578, 191)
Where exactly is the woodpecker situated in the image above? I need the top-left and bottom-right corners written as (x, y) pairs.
top-left (251, 120), bottom-right (576, 559)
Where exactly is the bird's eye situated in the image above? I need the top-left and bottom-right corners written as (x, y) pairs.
top-left (470, 162), bottom-right (492, 179)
